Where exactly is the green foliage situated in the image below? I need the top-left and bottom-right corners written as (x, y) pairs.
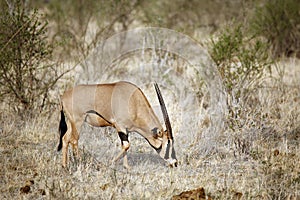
top-left (210, 24), bottom-right (272, 131)
top-left (250, 0), bottom-right (300, 57)
top-left (0, 1), bottom-right (59, 114)
top-left (211, 25), bottom-right (271, 95)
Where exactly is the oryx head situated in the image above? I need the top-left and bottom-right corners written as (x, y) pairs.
top-left (154, 83), bottom-right (178, 167)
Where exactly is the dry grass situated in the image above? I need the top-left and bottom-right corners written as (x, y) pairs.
top-left (1, 1), bottom-right (299, 199)
top-left (0, 55), bottom-right (299, 199)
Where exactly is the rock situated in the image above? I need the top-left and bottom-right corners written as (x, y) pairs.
top-left (38, 189), bottom-right (46, 195)
top-left (26, 180), bottom-right (34, 186)
top-left (20, 179), bottom-right (34, 194)
top-left (20, 185), bottom-right (30, 194)
top-left (234, 191), bottom-right (243, 200)
top-left (273, 149), bottom-right (280, 156)
top-left (172, 187), bottom-right (212, 200)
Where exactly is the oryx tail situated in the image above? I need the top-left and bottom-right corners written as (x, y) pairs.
top-left (58, 109), bottom-right (67, 151)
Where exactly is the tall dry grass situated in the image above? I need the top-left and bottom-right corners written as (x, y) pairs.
top-left (1, 1), bottom-right (299, 199)
top-left (0, 52), bottom-right (299, 199)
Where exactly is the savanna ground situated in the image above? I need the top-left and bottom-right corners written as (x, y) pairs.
top-left (0, 1), bottom-right (300, 199)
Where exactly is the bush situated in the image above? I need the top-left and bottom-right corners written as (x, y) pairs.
top-left (0, 1), bottom-right (61, 114)
top-left (210, 24), bottom-right (271, 95)
top-left (210, 24), bottom-right (272, 128)
top-left (250, 0), bottom-right (300, 58)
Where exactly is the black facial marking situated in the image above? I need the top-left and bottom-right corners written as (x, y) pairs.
top-left (164, 140), bottom-right (171, 159)
top-left (171, 143), bottom-right (177, 160)
top-left (144, 137), bottom-right (162, 152)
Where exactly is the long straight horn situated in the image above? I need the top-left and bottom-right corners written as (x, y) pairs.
top-left (154, 83), bottom-right (173, 140)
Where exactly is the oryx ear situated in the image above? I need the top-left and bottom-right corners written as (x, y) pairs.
top-left (151, 127), bottom-right (163, 138)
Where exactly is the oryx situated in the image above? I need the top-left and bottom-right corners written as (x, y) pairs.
top-left (58, 81), bottom-right (177, 168)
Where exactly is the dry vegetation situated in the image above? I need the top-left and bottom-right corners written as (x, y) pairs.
top-left (1, 0), bottom-right (299, 199)
top-left (1, 58), bottom-right (299, 199)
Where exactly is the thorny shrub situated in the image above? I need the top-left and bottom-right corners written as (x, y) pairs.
top-left (250, 0), bottom-right (300, 58)
top-left (210, 24), bottom-right (272, 130)
top-left (0, 1), bottom-right (63, 116)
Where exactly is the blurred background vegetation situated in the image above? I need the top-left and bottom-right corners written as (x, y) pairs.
top-left (0, 0), bottom-right (299, 115)
top-left (0, 1), bottom-right (299, 199)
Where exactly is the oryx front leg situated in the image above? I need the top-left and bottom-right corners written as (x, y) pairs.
top-left (113, 132), bottom-right (130, 169)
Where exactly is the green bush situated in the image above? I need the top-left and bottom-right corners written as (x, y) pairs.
top-left (210, 25), bottom-right (271, 95)
top-left (250, 0), bottom-right (300, 58)
top-left (210, 24), bottom-right (272, 129)
top-left (0, 1), bottom-right (59, 114)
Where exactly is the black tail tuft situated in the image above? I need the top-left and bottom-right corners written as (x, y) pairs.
top-left (58, 110), bottom-right (67, 151)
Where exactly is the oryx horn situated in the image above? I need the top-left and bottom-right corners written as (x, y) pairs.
top-left (154, 83), bottom-right (173, 140)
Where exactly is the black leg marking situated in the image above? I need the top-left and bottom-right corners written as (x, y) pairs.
top-left (118, 132), bottom-right (129, 144)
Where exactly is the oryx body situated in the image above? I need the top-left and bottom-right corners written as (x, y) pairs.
top-left (58, 81), bottom-right (177, 168)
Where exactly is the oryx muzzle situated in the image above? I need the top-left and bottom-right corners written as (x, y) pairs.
top-left (58, 81), bottom-right (177, 168)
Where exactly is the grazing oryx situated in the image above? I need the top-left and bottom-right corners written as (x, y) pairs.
top-left (58, 81), bottom-right (177, 168)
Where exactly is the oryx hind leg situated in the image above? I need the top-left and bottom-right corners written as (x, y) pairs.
top-left (113, 131), bottom-right (130, 169)
top-left (69, 120), bottom-right (82, 165)
top-left (62, 119), bottom-right (82, 168)
top-left (62, 120), bottom-right (73, 168)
